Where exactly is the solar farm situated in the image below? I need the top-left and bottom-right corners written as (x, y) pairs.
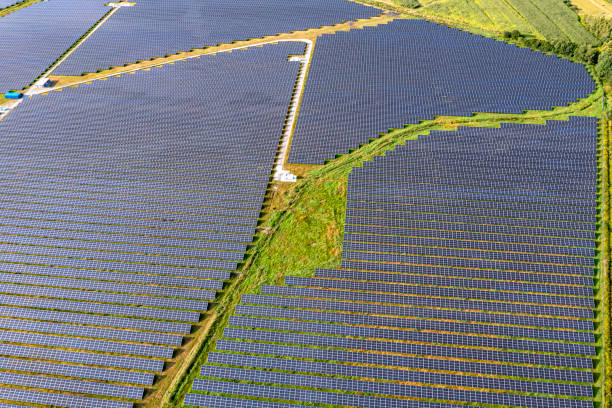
top-left (0, 0), bottom-right (609, 408)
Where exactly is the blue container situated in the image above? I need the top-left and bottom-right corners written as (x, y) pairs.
top-left (4, 92), bottom-right (23, 99)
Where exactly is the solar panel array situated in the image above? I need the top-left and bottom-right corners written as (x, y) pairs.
top-left (0, 0), bottom-right (109, 92)
top-left (53, 0), bottom-right (380, 76)
top-left (0, 42), bottom-right (303, 407)
top-left (289, 19), bottom-right (597, 164)
top-left (185, 117), bottom-right (599, 408)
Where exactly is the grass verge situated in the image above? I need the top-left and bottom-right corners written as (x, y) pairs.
top-left (0, 0), bottom-right (40, 17)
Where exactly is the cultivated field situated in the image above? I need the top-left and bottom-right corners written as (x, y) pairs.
top-left (420, 0), bottom-right (597, 42)
top-left (572, 0), bottom-right (612, 17)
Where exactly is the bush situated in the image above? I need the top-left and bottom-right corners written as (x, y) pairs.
top-left (553, 40), bottom-right (578, 56)
top-left (394, 0), bottom-right (420, 8)
top-left (575, 45), bottom-right (600, 65)
top-left (597, 43), bottom-right (612, 82)
top-left (503, 30), bottom-right (522, 40)
top-left (584, 15), bottom-right (612, 41)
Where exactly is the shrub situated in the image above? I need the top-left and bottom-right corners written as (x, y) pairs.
top-left (394, 0), bottom-right (420, 8)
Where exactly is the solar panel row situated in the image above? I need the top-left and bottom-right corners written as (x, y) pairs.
top-left (262, 284), bottom-right (594, 318)
top-left (0, 293), bottom-right (200, 322)
top-left (220, 328), bottom-right (592, 369)
top-left (241, 294), bottom-right (592, 330)
top-left (346, 193), bottom-right (599, 216)
top-left (234, 305), bottom-right (592, 341)
top-left (207, 352), bottom-right (592, 396)
top-left (314, 269), bottom-right (593, 296)
top-left (344, 232), bottom-right (595, 257)
top-left (0, 356), bottom-right (154, 385)
top-left (344, 241), bottom-right (594, 266)
top-left (185, 117), bottom-right (598, 408)
top-left (347, 200), bottom-right (598, 222)
top-left (196, 365), bottom-right (584, 408)
top-left (227, 315), bottom-right (593, 355)
top-left (0, 387), bottom-right (132, 408)
top-left (340, 258), bottom-right (596, 286)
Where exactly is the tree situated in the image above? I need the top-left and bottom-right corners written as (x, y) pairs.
top-left (596, 43), bottom-right (612, 82)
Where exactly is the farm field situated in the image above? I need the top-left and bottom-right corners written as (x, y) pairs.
top-left (0, 0), bottom-right (609, 407)
top-left (571, 0), bottom-right (612, 18)
top-left (419, 0), bottom-right (597, 43)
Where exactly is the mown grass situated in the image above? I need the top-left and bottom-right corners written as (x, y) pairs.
top-left (165, 83), bottom-right (604, 407)
top-left (418, 0), bottom-right (597, 43)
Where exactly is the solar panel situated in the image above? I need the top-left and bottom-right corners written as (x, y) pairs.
top-left (190, 378), bottom-right (472, 408)
top-left (0, 356), bottom-right (153, 385)
top-left (223, 327), bottom-right (594, 364)
top-left (217, 339), bottom-right (592, 382)
top-left (0, 371), bottom-right (143, 399)
top-left (0, 386), bottom-right (133, 408)
top-left (241, 294), bottom-right (593, 330)
top-left (197, 365), bottom-right (583, 408)
top-left (0, 1), bottom-right (18, 8)
top-left (207, 352), bottom-right (592, 397)
top-left (234, 305), bottom-right (591, 341)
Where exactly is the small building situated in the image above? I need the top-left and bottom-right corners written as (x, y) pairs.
top-left (4, 92), bottom-right (23, 100)
top-left (33, 77), bottom-right (52, 88)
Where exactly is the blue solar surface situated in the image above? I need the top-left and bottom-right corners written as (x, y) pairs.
top-left (0, 0), bottom-right (109, 92)
top-left (54, 0), bottom-right (380, 75)
top-left (0, 43), bottom-right (302, 407)
top-left (289, 19), bottom-right (596, 164)
top-left (185, 117), bottom-right (598, 408)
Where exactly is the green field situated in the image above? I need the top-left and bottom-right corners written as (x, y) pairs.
top-left (419, 0), bottom-right (598, 43)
